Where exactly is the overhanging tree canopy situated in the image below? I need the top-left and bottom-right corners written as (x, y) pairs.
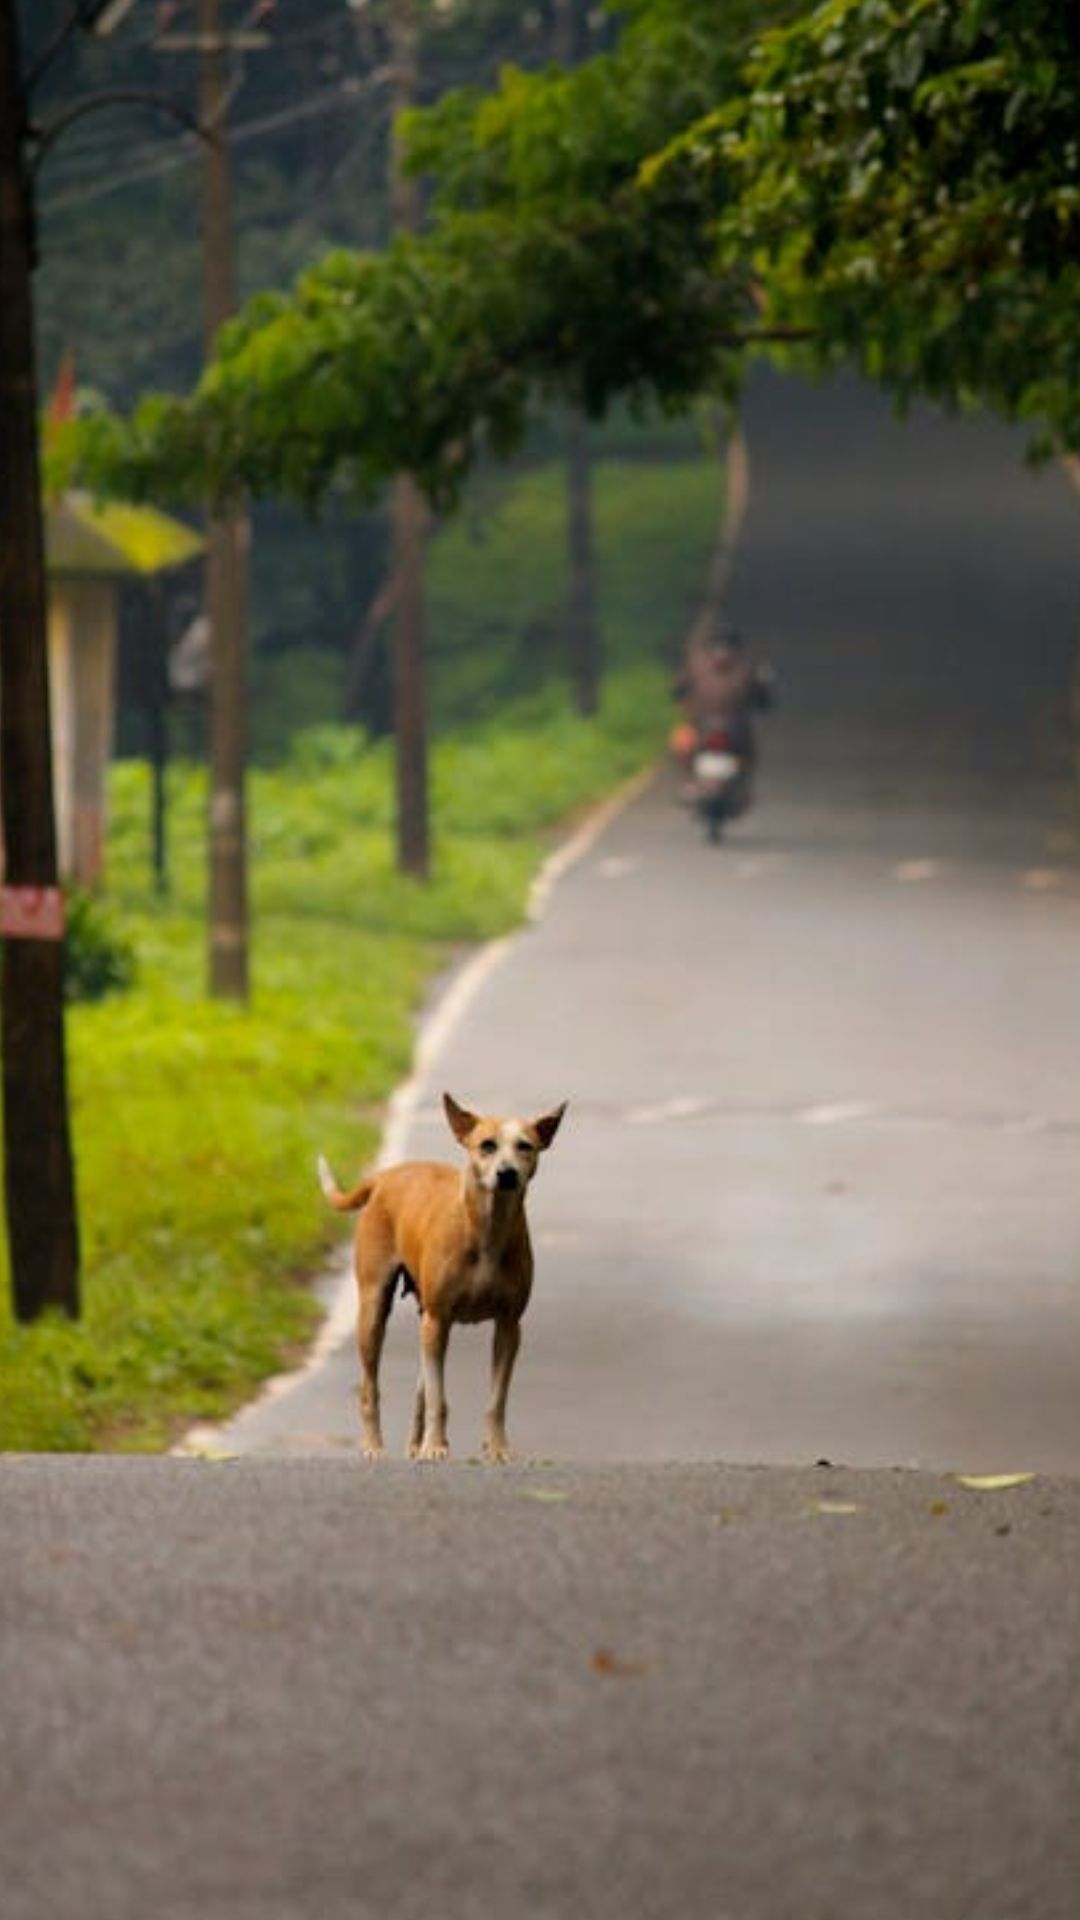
top-left (670, 0), bottom-right (1080, 450)
top-left (62, 1), bottom-right (787, 510)
top-left (63, 0), bottom-right (1080, 507)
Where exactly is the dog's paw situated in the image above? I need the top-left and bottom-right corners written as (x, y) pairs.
top-left (482, 1440), bottom-right (515, 1465)
top-left (415, 1440), bottom-right (450, 1462)
top-left (360, 1442), bottom-right (385, 1462)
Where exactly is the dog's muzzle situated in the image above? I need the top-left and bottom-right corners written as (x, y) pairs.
top-left (496, 1167), bottom-right (521, 1192)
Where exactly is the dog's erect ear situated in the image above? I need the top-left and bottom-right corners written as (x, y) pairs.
top-left (443, 1093), bottom-right (479, 1143)
top-left (532, 1101), bottom-right (568, 1151)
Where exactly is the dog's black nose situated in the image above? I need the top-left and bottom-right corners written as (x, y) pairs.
top-left (496, 1167), bottom-right (520, 1191)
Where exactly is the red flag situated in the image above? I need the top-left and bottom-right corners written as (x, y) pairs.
top-left (47, 349), bottom-right (76, 440)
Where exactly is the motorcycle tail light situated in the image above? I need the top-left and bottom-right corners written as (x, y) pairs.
top-left (703, 731), bottom-right (731, 751)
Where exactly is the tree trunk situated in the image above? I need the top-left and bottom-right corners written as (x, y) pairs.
top-left (564, 408), bottom-right (600, 717)
top-left (199, 0), bottom-right (249, 998)
top-left (554, 1), bottom-right (601, 717)
top-left (0, 0), bottom-right (80, 1321)
top-left (391, 476), bottom-right (429, 876)
top-left (388, 0), bottom-right (430, 878)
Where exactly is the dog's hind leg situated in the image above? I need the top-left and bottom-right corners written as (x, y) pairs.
top-left (483, 1315), bottom-right (521, 1464)
top-left (357, 1274), bottom-right (394, 1460)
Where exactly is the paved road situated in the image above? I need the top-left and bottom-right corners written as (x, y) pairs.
top-left (11, 379), bottom-right (1080, 1920)
top-left (4, 1456), bottom-right (1080, 1920)
top-left (217, 372), bottom-right (1080, 1474)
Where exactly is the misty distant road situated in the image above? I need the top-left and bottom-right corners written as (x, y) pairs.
top-left (221, 372), bottom-right (1080, 1472)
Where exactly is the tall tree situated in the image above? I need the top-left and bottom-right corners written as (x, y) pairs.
top-left (554, 0), bottom-right (600, 718)
top-left (388, 0), bottom-right (429, 878)
top-left (0, 0), bottom-right (80, 1321)
top-left (198, 0), bottom-right (250, 998)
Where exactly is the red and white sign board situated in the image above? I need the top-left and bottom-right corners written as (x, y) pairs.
top-left (0, 887), bottom-right (66, 942)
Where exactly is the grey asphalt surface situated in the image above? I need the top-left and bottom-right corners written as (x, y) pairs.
top-left (219, 370), bottom-right (1080, 1475)
top-left (9, 374), bottom-right (1080, 1920)
top-left (4, 1456), bottom-right (1080, 1920)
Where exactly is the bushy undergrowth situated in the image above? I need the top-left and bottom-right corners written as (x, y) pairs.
top-left (64, 889), bottom-right (137, 1004)
top-left (0, 450), bottom-right (720, 1452)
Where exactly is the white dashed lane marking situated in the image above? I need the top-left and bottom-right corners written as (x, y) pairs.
top-left (624, 1096), bottom-right (711, 1127)
top-left (795, 1101), bottom-right (878, 1128)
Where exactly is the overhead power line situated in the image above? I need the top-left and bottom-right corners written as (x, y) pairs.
top-left (39, 67), bottom-right (390, 214)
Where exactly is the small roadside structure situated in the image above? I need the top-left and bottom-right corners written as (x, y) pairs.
top-left (42, 492), bottom-right (204, 887)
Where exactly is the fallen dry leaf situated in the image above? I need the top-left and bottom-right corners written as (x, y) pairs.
top-left (953, 1473), bottom-right (1036, 1491)
top-left (929, 1501), bottom-right (950, 1517)
top-left (591, 1648), bottom-right (647, 1677)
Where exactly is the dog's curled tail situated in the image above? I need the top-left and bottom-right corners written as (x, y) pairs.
top-left (317, 1156), bottom-right (376, 1213)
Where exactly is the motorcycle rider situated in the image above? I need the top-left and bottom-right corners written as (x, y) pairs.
top-left (671, 617), bottom-right (776, 813)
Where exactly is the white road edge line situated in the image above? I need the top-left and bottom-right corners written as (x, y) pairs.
top-left (172, 761), bottom-right (657, 1455)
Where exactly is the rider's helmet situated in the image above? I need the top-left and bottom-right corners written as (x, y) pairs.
top-left (712, 620), bottom-right (744, 654)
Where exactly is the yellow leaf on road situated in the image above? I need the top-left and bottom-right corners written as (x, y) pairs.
top-left (808, 1499), bottom-right (861, 1516)
top-left (592, 1648), bottom-right (647, 1677)
top-left (953, 1473), bottom-right (1036, 1491)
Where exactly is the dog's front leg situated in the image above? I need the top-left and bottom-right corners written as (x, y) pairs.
top-left (416, 1310), bottom-right (450, 1461)
top-left (484, 1316), bottom-right (521, 1464)
top-left (357, 1285), bottom-right (391, 1460)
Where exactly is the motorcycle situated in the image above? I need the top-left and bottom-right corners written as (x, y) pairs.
top-left (685, 727), bottom-right (750, 844)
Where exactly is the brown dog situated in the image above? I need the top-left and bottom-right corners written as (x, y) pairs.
top-left (318, 1093), bottom-right (567, 1461)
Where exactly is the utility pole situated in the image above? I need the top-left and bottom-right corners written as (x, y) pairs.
top-left (554, 0), bottom-right (600, 717)
top-left (388, 0), bottom-right (430, 878)
top-left (0, 0), bottom-right (80, 1320)
top-left (196, 0), bottom-right (250, 996)
top-left (152, 4), bottom-right (268, 990)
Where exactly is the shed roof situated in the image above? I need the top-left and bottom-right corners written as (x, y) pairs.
top-left (46, 493), bottom-right (204, 578)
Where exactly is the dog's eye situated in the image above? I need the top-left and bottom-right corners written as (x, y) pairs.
top-left (516, 1140), bottom-right (535, 1156)
top-left (479, 1139), bottom-right (497, 1154)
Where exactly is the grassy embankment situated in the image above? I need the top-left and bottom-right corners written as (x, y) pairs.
top-left (0, 448), bottom-right (721, 1450)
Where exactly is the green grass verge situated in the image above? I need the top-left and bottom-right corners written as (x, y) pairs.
top-left (0, 449), bottom-right (721, 1451)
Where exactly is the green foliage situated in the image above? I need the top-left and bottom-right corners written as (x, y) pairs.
top-left (60, 3), bottom-right (789, 511)
top-left (63, 888), bottom-right (136, 1004)
top-left (56, 0), bottom-right (1080, 493)
top-left (66, 200), bottom-right (738, 512)
top-left (405, 0), bottom-right (757, 209)
top-left (692, 1), bottom-right (1080, 448)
